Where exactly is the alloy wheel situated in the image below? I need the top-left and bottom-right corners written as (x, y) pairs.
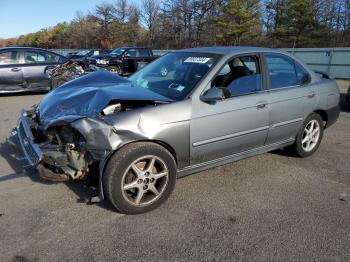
top-left (301, 119), bottom-right (320, 152)
top-left (121, 155), bottom-right (169, 206)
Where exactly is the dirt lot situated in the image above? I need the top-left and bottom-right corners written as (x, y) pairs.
top-left (0, 81), bottom-right (349, 262)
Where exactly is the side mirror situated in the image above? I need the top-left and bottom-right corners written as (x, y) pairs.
top-left (124, 53), bottom-right (130, 58)
top-left (200, 88), bottom-right (224, 103)
top-left (300, 74), bottom-right (311, 85)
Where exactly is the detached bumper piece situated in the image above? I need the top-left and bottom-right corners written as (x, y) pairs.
top-left (16, 109), bottom-right (43, 166)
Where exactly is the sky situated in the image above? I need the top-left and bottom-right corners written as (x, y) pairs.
top-left (0, 0), bottom-right (140, 39)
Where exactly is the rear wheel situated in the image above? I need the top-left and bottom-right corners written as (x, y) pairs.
top-left (103, 142), bottom-right (176, 214)
top-left (289, 113), bottom-right (324, 157)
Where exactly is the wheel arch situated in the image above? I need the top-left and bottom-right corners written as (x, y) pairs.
top-left (97, 139), bottom-right (178, 201)
top-left (313, 109), bottom-right (328, 128)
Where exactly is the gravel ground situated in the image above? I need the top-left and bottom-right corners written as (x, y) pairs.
top-left (0, 80), bottom-right (349, 262)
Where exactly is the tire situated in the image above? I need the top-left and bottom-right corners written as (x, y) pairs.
top-left (108, 66), bottom-right (121, 75)
top-left (289, 113), bottom-right (324, 157)
top-left (103, 142), bottom-right (177, 214)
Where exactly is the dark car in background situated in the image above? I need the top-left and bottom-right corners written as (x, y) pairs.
top-left (68, 49), bottom-right (112, 69)
top-left (88, 47), bottom-right (157, 75)
top-left (0, 47), bottom-right (68, 93)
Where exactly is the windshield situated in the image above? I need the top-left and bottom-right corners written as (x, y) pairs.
top-left (99, 50), bottom-right (111, 55)
top-left (77, 50), bottom-right (91, 56)
top-left (110, 48), bottom-right (125, 56)
top-left (129, 52), bottom-right (221, 100)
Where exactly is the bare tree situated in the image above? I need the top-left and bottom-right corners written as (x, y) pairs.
top-left (142, 0), bottom-right (159, 46)
top-left (93, 2), bottom-right (117, 47)
top-left (115, 0), bottom-right (130, 23)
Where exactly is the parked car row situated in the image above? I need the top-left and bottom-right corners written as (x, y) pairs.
top-left (66, 49), bottom-right (112, 69)
top-left (50, 47), bottom-right (158, 88)
top-left (0, 46), bottom-right (158, 93)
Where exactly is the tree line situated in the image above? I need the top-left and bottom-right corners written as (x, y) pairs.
top-left (1, 0), bottom-right (349, 49)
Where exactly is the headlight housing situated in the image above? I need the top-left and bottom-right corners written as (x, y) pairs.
top-left (96, 59), bottom-right (109, 65)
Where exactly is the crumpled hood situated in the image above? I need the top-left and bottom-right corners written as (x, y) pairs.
top-left (38, 70), bottom-right (172, 127)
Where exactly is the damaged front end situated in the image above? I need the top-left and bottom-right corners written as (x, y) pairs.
top-left (15, 108), bottom-right (96, 182)
top-left (13, 70), bottom-right (175, 202)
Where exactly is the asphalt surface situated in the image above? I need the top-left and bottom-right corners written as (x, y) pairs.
top-left (0, 81), bottom-right (349, 262)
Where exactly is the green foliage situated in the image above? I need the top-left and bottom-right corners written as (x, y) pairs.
top-left (0, 0), bottom-right (349, 48)
top-left (216, 0), bottom-right (261, 45)
top-left (271, 0), bottom-right (320, 47)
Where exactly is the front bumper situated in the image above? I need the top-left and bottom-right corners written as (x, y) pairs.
top-left (15, 109), bottom-right (43, 166)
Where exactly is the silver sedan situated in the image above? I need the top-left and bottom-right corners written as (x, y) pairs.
top-left (14, 47), bottom-right (340, 214)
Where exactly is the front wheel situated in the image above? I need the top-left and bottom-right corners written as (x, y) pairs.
top-left (108, 66), bottom-right (121, 75)
top-left (289, 113), bottom-right (324, 157)
top-left (103, 142), bottom-right (176, 214)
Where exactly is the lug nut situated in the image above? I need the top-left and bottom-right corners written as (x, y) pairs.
top-left (137, 179), bottom-right (143, 184)
top-left (150, 178), bottom-right (155, 183)
top-left (143, 185), bottom-right (148, 190)
top-left (145, 172), bottom-right (150, 177)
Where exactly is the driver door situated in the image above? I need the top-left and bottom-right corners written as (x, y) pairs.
top-left (190, 54), bottom-right (270, 164)
top-left (122, 48), bottom-right (139, 74)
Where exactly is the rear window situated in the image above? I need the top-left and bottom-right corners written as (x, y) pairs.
top-left (0, 51), bottom-right (20, 65)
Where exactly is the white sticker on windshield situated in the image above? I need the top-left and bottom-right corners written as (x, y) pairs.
top-left (176, 85), bottom-right (185, 91)
top-left (184, 57), bottom-right (211, 63)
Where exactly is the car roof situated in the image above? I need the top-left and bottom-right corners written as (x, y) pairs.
top-left (1, 46), bottom-right (49, 51)
top-left (0, 46), bottom-right (64, 56)
top-left (179, 46), bottom-right (282, 55)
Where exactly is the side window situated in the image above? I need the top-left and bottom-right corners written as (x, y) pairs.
top-left (139, 49), bottom-right (151, 57)
top-left (217, 64), bottom-right (231, 76)
top-left (24, 51), bottom-right (60, 64)
top-left (124, 49), bottom-right (137, 57)
top-left (45, 52), bottom-right (61, 62)
top-left (24, 51), bottom-right (46, 63)
top-left (212, 55), bottom-right (262, 97)
top-left (266, 54), bottom-right (298, 89)
top-left (0, 51), bottom-right (20, 65)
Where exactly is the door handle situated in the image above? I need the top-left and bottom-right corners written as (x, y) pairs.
top-left (11, 67), bottom-right (21, 72)
top-left (256, 101), bottom-right (268, 109)
top-left (307, 92), bottom-right (315, 98)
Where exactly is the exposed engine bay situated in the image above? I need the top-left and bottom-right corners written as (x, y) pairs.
top-left (23, 98), bottom-right (162, 183)
top-left (14, 70), bottom-right (182, 204)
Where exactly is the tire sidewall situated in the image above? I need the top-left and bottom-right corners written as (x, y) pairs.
top-left (295, 113), bottom-right (324, 157)
top-left (104, 143), bottom-right (176, 214)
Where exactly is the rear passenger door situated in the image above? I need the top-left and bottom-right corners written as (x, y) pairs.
top-left (263, 53), bottom-right (315, 145)
top-left (0, 49), bottom-right (24, 92)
